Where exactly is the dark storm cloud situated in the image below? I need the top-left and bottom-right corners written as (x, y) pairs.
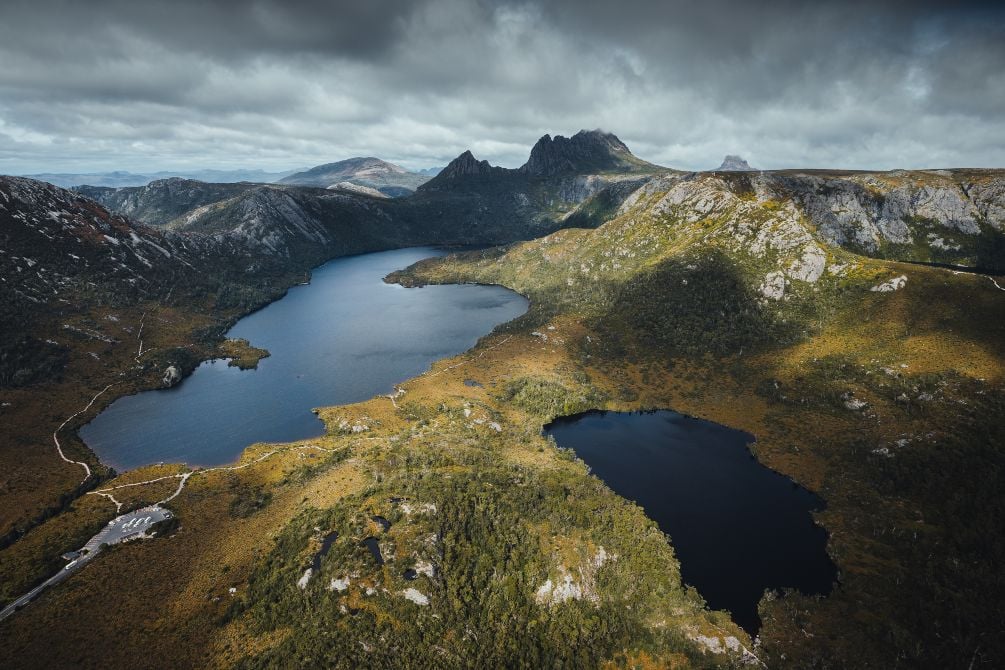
top-left (0, 0), bottom-right (1002, 173)
top-left (1, 0), bottom-right (425, 61)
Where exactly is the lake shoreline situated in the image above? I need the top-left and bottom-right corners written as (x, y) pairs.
top-left (79, 247), bottom-right (528, 471)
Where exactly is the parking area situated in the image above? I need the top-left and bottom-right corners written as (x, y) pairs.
top-left (1, 506), bottom-right (174, 622)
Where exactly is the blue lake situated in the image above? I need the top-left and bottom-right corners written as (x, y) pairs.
top-left (545, 410), bottom-right (836, 633)
top-left (81, 247), bottom-right (528, 470)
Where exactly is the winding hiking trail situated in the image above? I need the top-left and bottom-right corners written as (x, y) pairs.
top-left (1, 442), bottom-right (349, 623)
top-left (949, 269), bottom-right (1005, 292)
top-left (53, 384), bottom-right (115, 485)
top-left (86, 443), bottom-right (343, 510)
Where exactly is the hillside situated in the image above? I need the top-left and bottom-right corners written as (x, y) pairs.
top-left (0, 161), bottom-right (1003, 668)
top-left (277, 157), bottom-right (430, 196)
top-left (74, 179), bottom-right (259, 227)
top-left (388, 171), bottom-right (1005, 667)
top-left (0, 176), bottom-right (322, 542)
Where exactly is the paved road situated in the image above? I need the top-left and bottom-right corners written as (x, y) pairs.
top-left (0, 505), bottom-right (172, 622)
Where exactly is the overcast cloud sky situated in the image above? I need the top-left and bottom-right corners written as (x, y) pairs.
top-left (1, 0), bottom-right (1003, 174)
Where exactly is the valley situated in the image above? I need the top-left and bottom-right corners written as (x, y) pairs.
top-left (1, 131), bottom-right (1003, 668)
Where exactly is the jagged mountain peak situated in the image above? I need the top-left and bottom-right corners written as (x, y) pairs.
top-left (520, 129), bottom-right (652, 176)
top-left (716, 155), bottom-right (757, 171)
top-left (420, 151), bottom-right (507, 188)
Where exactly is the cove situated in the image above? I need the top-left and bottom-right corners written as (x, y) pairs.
top-left (544, 410), bottom-right (836, 633)
top-left (80, 247), bottom-right (528, 470)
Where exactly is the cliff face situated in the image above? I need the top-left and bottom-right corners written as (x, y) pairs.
top-left (604, 169), bottom-right (1005, 271)
top-left (520, 129), bottom-right (659, 176)
top-left (65, 129), bottom-right (1005, 275)
top-left (771, 170), bottom-right (1005, 269)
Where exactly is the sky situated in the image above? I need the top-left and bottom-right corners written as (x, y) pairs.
top-left (1, 0), bottom-right (1003, 174)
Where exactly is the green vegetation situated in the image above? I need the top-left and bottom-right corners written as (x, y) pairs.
top-left (388, 173), bottom-right (1005, 667)
top-left (229, 484), bottom-right (273, 519)
top-left (600, 250), bottom-right (798, 358)
top-left (0, 335), bottom-right (67, 387)
top-left (220, 338), bottom-right (271, 370)
top-left (235, 445), bottom-right (728, 668)
top-left (499, 376), bottom-right (608, 417)
top-left (2, 166), bottom-right (1004, 668)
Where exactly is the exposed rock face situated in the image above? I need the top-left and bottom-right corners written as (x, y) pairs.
top-left (693, 634), bottom-right (743, 655)
top-left (716, 155), bottom-right (756, 171)
top-left (75, 178), bottom-right (255, 227)
top-left (534, 546), bottom-right (610, 605)
top-left (326, 181), bottom-right (389, 199)
top-left (429, 150), bottom-right (506, 181)
top-left (789, 244), bottom-right (827, 282)
top-left (520, 130), bottom-right (656, 176)
top-left (871, 275), bottom-right (908, 292)
top-left (162, 365), bottom-right (181, 387)
top-left (400, 588), bottom-right (429, 605)
top-left (760, 271), bottom-right (787, 300)
top-left (712, 170), bottom-right (1005, 269)
top-left (62, 137), bottom-right (1005, 276)
top-left (779, 172), bottom-right (1002, 257)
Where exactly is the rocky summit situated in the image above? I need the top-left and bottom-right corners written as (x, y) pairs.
top-left (520, 129), bottom-right (661, 176)
top-left (423, 150), bottom-right (507, 183)
top-left (715, 155), bottom-right (757, 171)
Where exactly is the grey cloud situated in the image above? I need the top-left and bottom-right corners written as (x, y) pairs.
top-left (0, 0), bottom-right (1002, 174)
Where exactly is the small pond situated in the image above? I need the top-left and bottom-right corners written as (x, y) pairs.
top-left (544, 409), bottom-right (836, 633)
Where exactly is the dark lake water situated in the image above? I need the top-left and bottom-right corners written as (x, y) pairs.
top-left (81, 247), bottom-right (528, 470)
top-left (544, 410), bottom-right (835, 633)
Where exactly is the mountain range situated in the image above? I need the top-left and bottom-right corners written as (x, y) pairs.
top-left (20, 168), bottom-right (302, 189)
top-left (1, 129), bottom-right (1003, 668)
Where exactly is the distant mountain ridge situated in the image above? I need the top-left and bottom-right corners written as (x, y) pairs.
top-left (65, 130), bottom-right (1005, 274)
top-left (277, 157), bottom-right (430, 196)
top-left (22, 168), bottom-right (300, 189)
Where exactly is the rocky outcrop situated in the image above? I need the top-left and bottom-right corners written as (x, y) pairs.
top-left (776, 170), bottom-right (1002, 267)
top-left (871, 275), bottom-right (908, 292)
top-left (715, 155), bottom-right (756, 171)
top-left (162, 365), bottom-right (181, 387)
top-left (326, 182), bottom-right (389, 199)
top-left (520, 130), bottom-right (658, 177)
top-left (425, 150), bottom-right (508, 183)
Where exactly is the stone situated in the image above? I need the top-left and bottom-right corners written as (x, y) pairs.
top-left (162, 365), bottom-right (181, 387)
top-left (871, 275), bottom-right (908, 292)
top-left (759, 271), bottom-right (786, 300)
